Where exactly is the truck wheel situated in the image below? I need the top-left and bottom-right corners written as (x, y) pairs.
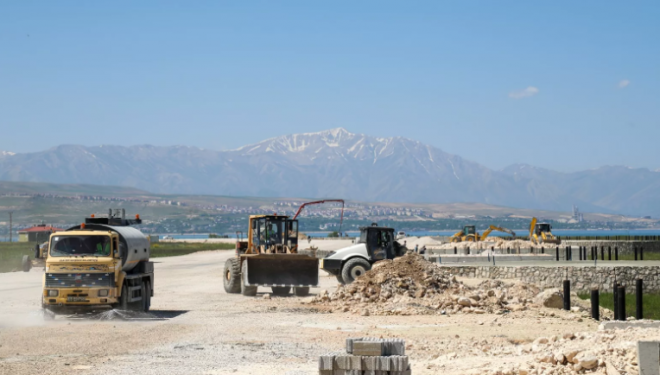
top-left (341, 258), bottom-right (371, 284)
top-left (224, 258), bottom-right (241, 294)
top-left (119, 284), bottom-right (129, 310)
top-left (294, 287), bottom-right (310, 297)
top-left (271, 286), bottom-right (291, 296)
top-left (22, 255), bottom-right (32, 272)
top-left (241, 262), bottom-right (257, 297)
top-left (335, 274), bottom-right (345, 285)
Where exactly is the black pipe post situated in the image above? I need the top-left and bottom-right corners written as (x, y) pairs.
top-left (636, 279), bottom-right (643, 320)
top-left (601, 247), bottom-right (604, 261)
top-left (615, 247), bottom-right (619, 261)
top-left (613, 282), bottom-right (619, 320)
top-left (578, 246), bottom-right (582, 260)
top-left (640, 247), bottom-right (644, 261)
top-left (467, 247), bottom-right (470, 255)
top-left (454, 247), bottom-right (457, 255)
top-left (563, 280), bottom-right (571, 310)
top-left (617, 285), bottom-right (626, 321)
top-left (541, 246), bottom-right (544, 254)
top-left (556, 247), bottom-right (559, 261)
top-left (608, 246), bottom-right (611, 261)
top-left (568, 246), bottom-right (571, 261)
top-left (591, 288), bottom-right (600, 321)
top-left (634, 247), bottom-right (638, 261)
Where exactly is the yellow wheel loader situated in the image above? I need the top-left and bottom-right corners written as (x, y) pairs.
top-left (528, 217), bottom-right (561, 245)
top-left (450, 225), bottom-right (479, 242)
top-left (223, 214), bottom-right (319, 297)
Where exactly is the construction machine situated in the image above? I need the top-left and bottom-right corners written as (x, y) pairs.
top-left (450, 225), bottom-right (479, 242)
top-left (320, 223), bottom-right (407, 284)
top-left (529, 217), bottom-right (560, 245)
top-left (479, 225), bottom-right (516, 241)
top-left (224, 214), bottom-right (319, 297)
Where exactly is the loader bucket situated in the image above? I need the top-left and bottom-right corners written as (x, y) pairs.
top-left (243, 254), bottom-right (319, 287)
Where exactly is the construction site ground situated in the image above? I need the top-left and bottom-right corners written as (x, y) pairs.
top-left (0, 250), bottom-right (655, 375)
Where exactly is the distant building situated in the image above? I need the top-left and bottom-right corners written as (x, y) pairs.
top-left (18, 224), bottom-right (64, 243)
top-left (572, 205), bottom-right (584, 223)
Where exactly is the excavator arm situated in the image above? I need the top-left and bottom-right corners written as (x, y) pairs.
top-left (480, 225), bottom-right (517, 241)
top-left (529, 218), bottom-right (538, 244)
top-left (292, 199), bottom-right (345, 233)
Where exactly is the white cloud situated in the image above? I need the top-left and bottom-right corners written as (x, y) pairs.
top-left (509, 86), bottom-right (539, 99)
top-left (618, 79), bottom-right (630, 89)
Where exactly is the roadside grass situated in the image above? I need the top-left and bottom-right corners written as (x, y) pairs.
top-left (617, 252), bottom-right (660, 261)
top-left (578, 292), bottom-right (660, 320)
top-left (0, 241), bottom-right (233, 272)
top-left (150, 242), bottom-right (234, 258)
top-left (0, 242), bottom-right (38, 273)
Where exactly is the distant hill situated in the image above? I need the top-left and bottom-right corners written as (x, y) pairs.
top-left (0, 128), bottom-right (658, 216)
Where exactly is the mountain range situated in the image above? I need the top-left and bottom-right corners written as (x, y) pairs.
top-left (1, 128), bottom-right (658, 217)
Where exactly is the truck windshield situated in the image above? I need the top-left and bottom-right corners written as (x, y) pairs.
top-left (50, 235), bottom-right (112, 257)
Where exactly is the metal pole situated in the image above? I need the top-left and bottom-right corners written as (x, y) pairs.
top-left (636, 279), bottom-right (643, 320)
top-left (556, 247), bottom-right (559, 261)
top-left (613, 282), bottom-right (619, 320)
top-left (601, 247), bottom-right (604, 261)
top-left (541, 246), bottom-right (544, 254)
top-left (467, 247), bottom-right (470, 255)
top-left (563, 280), bottom-right (571, 310)
top-left (591, 288), bottom-right (599, 321)
top-left (579, 246), bottom-right (582, 261)
top-left (608, 246), bottom-right (611, 261)
top-left (615, 247), bottom-right (618, 261)
top-left (454, 247), bottom-right (457, 255)
top-left (8, 212), bottom-right (12, 243)
top-left (617, 285), bottom-right (626, 321)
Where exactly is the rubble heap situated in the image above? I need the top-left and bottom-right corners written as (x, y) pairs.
top-left (319, 337), bottom-right (411, 375)
top-left (312, 253), bottom-right (543, 315)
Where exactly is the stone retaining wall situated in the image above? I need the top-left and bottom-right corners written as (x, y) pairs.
top-left (441, 265), bottom-right (660, 293)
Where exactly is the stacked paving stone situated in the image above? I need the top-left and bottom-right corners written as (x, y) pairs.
top-left (318, 338), bottom-right (411, 375)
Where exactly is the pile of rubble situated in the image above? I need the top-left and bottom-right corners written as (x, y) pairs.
top-left (319, 337), bottom-right (411, 374)
top-left (312, 253), bottom-right (549, 316)
top-left (436, 238), bottom-right (543, 251)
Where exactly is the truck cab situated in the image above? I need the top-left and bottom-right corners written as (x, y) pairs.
top-left (320, 224), bottom-right (406, 284)
top-left (42, 210), bottom-right (153, 314)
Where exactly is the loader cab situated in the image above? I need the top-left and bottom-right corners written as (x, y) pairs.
top-left (250, 215), bottom-right (299, 253)
top-left (535, 223), bottom-right (552, 235)
top-left (358, 224), bottom-right (395, 261)
top-left (463, 225), bottom-right (476, 236)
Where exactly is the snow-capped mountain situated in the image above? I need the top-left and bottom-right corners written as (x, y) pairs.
top-left (0, 128), bottom-right (658, 216)
top-left (0, 151), bottom-right (15, 156)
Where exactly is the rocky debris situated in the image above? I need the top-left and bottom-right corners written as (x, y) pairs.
top-left (312, 253), bottom-right (550, 316)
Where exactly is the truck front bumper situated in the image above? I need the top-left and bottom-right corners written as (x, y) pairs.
top-left (42, 287), bottom-right (118, 307)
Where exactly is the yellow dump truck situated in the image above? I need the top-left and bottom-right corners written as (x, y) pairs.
top-left (42, 209), bottom-right (153, 314)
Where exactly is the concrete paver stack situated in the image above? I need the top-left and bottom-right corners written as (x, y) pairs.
top-left (318, 338), bottom-right (411, 374)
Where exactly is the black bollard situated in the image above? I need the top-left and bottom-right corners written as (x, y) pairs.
top-left (541, 246), bottom-right (544, 254)
top-left (579, 246), bottom-right (582, 261)
top-left (565, 247), bottom-right (568, 261)
top-left (636, 279), bottom-right (643, 320)
top-left (591, 288), bottom-right (600, 321)
top-left (467, 247), bottom-right (470, 255)
top-left (556, 247), bottom-right (559, 261)
top-left (634, 247), bottom-right (638, 261)
top-left (608, 246), bottom-right (611, 261)
top-left (601, 247), bottom-right (604, 261)
top-left (563, 280), bottom-right (571, 310)
top-left (615, 247), bottom-right (619, 261)
top-left (617, 285), bottom-right (626, 321)
top-left (454, 247), bottom-right (457, 255)
top-left (613, 283), bottom-right (619, 320)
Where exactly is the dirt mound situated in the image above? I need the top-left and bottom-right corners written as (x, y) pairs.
top-left (436, 238), bottom-right (542, 251)
top-left (312, 253), bottom-right (543, 315)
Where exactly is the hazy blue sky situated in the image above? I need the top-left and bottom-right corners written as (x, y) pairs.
top-left (1, 1), bottom-right (658, 172)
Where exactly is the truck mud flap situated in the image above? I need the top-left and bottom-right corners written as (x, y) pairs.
top-left (244, 254), bottom-right (319, 287)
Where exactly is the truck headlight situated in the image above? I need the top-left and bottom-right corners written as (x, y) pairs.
top-left (47, 290), bottom-right (58, 297)
top-left (98, 289), bottom-right (109, 297)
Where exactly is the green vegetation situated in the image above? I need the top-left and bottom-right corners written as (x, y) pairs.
top-left (578, 292), bottom-right (660, 320)
top-left (327, 231), bottom-right (339, 238)
top-left (0, 242), bottom-right (38, 273)
top-left (617, 252), bottom-right (660, 261)
top-left (150, 242), bottom-right (234, 258)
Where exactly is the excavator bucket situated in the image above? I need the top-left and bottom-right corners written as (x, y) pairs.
top-left (243, 254), bottom-right (319, 287)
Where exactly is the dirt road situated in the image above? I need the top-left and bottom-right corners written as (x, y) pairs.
top-left (0, 250), bottom-right (623, 375)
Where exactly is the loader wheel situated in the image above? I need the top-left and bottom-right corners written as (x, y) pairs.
top-left (224, 258), bottom-right (241, 294)
top-left (22, 255), bottom-right (32, 272)
top-left (341, 258), bottom-right (371, 284)
top-left (294, 287), bottom-right (310, 297)
top-left (241, 261), bottom-right (257, 297)
top-left (335, 273), bottom-right (345, 285)
top-left (271, 286), bottom-right (291, 296)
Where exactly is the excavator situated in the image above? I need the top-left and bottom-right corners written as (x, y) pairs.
top-left (480, 225), bottom-right (516, 241)
top-left (451, 225), bottom-right (516, 242)
top-left (528, 217), bottom-right (561, 245)
top-left (223, 200), bottom-right (344, 297)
